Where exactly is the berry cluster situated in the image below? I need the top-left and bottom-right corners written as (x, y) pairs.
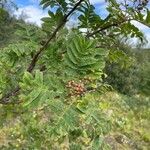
top-left (66, 77), bottom-right (94, 97)
top-left (66, 80), bottom-right (85, 97)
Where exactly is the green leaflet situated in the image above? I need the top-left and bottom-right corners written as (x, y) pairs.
top-left (20, 70), bottom-right (48, 107)
top-left (64, 34), bottom-right (108, 77)
top-left (20, 70), bottom-right (66, 108)
top-left (146, 9), bottom-right (150, 24)
top-left (3, 41), bottom-right (37, 58)
top-left (23, 88), bottom-right (42, 107)
top-left (35, 70), bottom-right (44, 85)
top-left (48, 99), bottom-right (79, 136)
top-left (92, 136), bottom-right (103, 150)
top-left (23, 72), bottom-right (33, 83)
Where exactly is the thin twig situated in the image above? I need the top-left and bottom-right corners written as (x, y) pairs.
top-left (86, 20), bottom-right (126, 38)
top-left (0, 86), bottom-right (20, 105)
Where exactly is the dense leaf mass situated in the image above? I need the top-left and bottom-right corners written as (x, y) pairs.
top-left (0, 0), bottom-right (149, 149)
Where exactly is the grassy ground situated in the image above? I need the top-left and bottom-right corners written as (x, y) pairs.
top-left (0, 92), bottom-right (149, 150)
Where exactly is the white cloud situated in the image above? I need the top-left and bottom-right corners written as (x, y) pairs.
top-left (13, 1), bottom-right (150, 48)
top-left (14, 5), bottom-right (47, 26)
top-left (13, 0), bottom-right (106, 27)
top-left (89, 0), bottom-right (105, 4)
top-left (130, 20), bottom-right (150, 47)
top-left (131, 20), bottom-right (149, 31)
top-left (29, 0), bottom-right (40, 4)
top-left (131, 21), bottom-right (150, 38)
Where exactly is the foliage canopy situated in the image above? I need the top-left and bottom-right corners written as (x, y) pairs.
top-left (0, 0), bottom-right (150, 149)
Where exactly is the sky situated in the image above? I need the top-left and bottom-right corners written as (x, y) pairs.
top-left (13, 0), bottom-right (108, 26)
top-left (13, 0), bottom-right (150, 47)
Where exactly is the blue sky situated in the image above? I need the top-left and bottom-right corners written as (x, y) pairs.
top-left (13, 0), bottom-right (150, 47)
top-left (15, 0), bottom-right (32, 6)
top-left (13, 0), bottom-right (107, 25)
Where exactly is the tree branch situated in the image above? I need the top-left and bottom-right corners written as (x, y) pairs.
top-left (0, 0), bottom-right (85, 105)
top-left (86, 18), bottom-right (130, 38)
top-left (0, 86), bottom-right (20, 105)
top-left (27, 0), bottom-right (85, 72)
